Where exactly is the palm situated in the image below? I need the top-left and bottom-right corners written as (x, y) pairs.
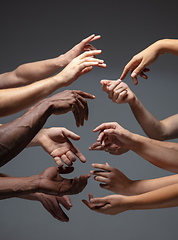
top-left (39, 167), bottom-right (89, 196)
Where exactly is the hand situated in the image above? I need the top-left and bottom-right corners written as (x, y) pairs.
top-left (100, 79), bottom-right (135, 104)
top-left (48, 90), bottom-right (95, 127)
top-left (59, 50), bottom-right (106, 87)
top-left (89, 141), bottom-right (129, 155)
top-left (82, 193), bottom-right (127, 215)
top-left (120, 42), bottom-right (161, 85)
top-left (38, 166), bottom-right (90, 196)
top-left (37, 193), bottom-right (72, 222)
top-left (36, 127), bottom-right (86, 167)
top-left (90, 163), bottom-right (132, 195)
top-left (92, 122), bottom-right (133, 150)
top-left (62, 34), bottom-right (101, 66)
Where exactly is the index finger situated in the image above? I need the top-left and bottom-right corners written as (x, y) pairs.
top-left (93, 122), bottom-right (116, 133)
top-left (70, 144), bottom-right (86, 163)
top-left (74, 90), bottom-right (95, 99)
top-left (91, 163), bottom-right (112, 172)
top-left (120, 61), bottom-right (133, 80)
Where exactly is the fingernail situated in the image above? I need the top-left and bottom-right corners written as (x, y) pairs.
top-left (131, 72), bottom-right (136, 77)
top-left (90, 199), bottom-right (95, 203)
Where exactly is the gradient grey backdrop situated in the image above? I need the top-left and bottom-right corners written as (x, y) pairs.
top-left (0, 1), bottom-right (178, 239)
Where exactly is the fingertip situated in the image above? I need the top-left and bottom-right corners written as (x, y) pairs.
top-left (131, 72), bottom-right (137, 78)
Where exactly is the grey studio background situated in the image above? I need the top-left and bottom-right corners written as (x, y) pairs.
top-left (0, 0), bottom-right (178, 239)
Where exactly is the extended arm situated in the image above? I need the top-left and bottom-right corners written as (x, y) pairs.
top-left (0, 90), bottom-right (94, 167)
top-left (90, 122), bottom-right (178, 173)
top-left (0, 34), bottom-right (101, 88)
top-left (91, 163), bottom-right (178, 195)
top-left (0, 166), bottom-right (90, 200)
top-left (120, 39), bottom-right (178, 85)
top-left (0, 50), bottom-right (105, 117)
top-left (83, 182), bottom-right (178, 215)
top-left (100, 79), bottom-right (178, 140)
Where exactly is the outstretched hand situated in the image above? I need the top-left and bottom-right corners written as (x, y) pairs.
top-left (82, 193), bottom-right (127, 215)
top-left (90, 122), bottom-right (133, 151)
top-left (100, 79), bottom-right (135, 104)
top-left (37, 193), bottom-right (72, 222)
top-left (120, 42), bottom-right (161, 85)
top-left (90, 163), bottom-right (132, 195)
top-left (59, 49), bottom-right (106, 87)
top-left (62, 34), bottom-right (101, 66)
top-left (33, 127), bottom-right (86, 167)
top-left (89, 140), bottom-right (129, 155)
top-left (39, 166), bottom-right (90, 196)
top-left (48, 90), bottom-right (95, 127)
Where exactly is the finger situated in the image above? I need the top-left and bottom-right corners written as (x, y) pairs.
top-left (61, 154), bottom-right (73, 166)
top-left (94, 176), bottom-right (108, 183)
top-left (89, 35), bottom-right (101, 42)
top-left (97, 131), bottom-right (106, 142)
top-left (93, 122), bottom-right (116, 133)
top-left (45, 198), bottom-right (69, 222)
top-left (56, 196), bottom-right (71, 210)
top-left (100, 80), bottom-right (111, 92)
top-left (82, 199), bottom-right (94, 209)
top-left (120, 62), bottom-right (132, 80)
top-left (58, 166), bottom-right (74, 174)
top-left (83, 43), bottom-right (97, 51)
top-left (89, 142), bottom-right (103, 151)
top-left (75, 96), bottom-right (85, 126)
top-left (62, 128), bottom-right (80, 141)
top-left (140, 72), bottom-right (148, 79)
top-left (143, 68), bottom-right (150, 72)
top-left (66, 151), bottom-right (77, 163)
top-left (90, 169), bottom-right (109, 177)
top-left (76, 94), bottom-right (88, 121)
top-left (107, 79), bottom-right (122, 99)
top-left (90, 196), bottom-right (108, 204)
top-left (112, 87), bottom-right (127, 102)
top-left (74, 90), bottom-right (95, 100)
top-left (79, 66), bottom-right (93, 76)
top-left (53, 156), bottom-right (64, 167)
top-left (72, 174), bottom-right (89, 194)
top-left (54, 203), bottom-right (69, 222)
top-left (62, 195), bottom-right (73, 207)
top-left (91, 163), bottom-right (112, 171)
top-left (79, 50), bottom-right (102, 59)
top-left (82, 34), bottom-right (101, 45)
top-left (72, 99), bottom-right (80, 127)
top-left (70, 144), bottom-right (86, 163)
top-left (115, 90), bottom-right (128, 103)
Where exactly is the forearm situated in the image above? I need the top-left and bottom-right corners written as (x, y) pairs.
top-left (0, 174), bottom-right (39, 200)
top-left (0, 99), bottom-right (52, 167)
top-left (127, 183), bottom-right (178, 211)
top-left (0, 56), bottom-right (65, 88)
top-left (130, 134), bottom-right (178, 172)
top-left (0, 76), bottom-right (64, 117)
top-left (129, 96), bottom-right (166, 140)
top-left (129, 174), bottom-right (178, 195)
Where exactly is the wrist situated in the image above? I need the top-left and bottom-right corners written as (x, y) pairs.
top-left (154, 39), bottom-right (168, 55)
top-left (54, 54), bottom-right (67, 69)
top-left (128, 93), bottom-right (137, 106)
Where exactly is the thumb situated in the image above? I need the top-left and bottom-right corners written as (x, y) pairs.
top-left (58, 166), bottom-right (74, 174)
top-left (63, 128), bottom-right (80, 141)
top-left (100, 79), bottom-right (112, 86)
